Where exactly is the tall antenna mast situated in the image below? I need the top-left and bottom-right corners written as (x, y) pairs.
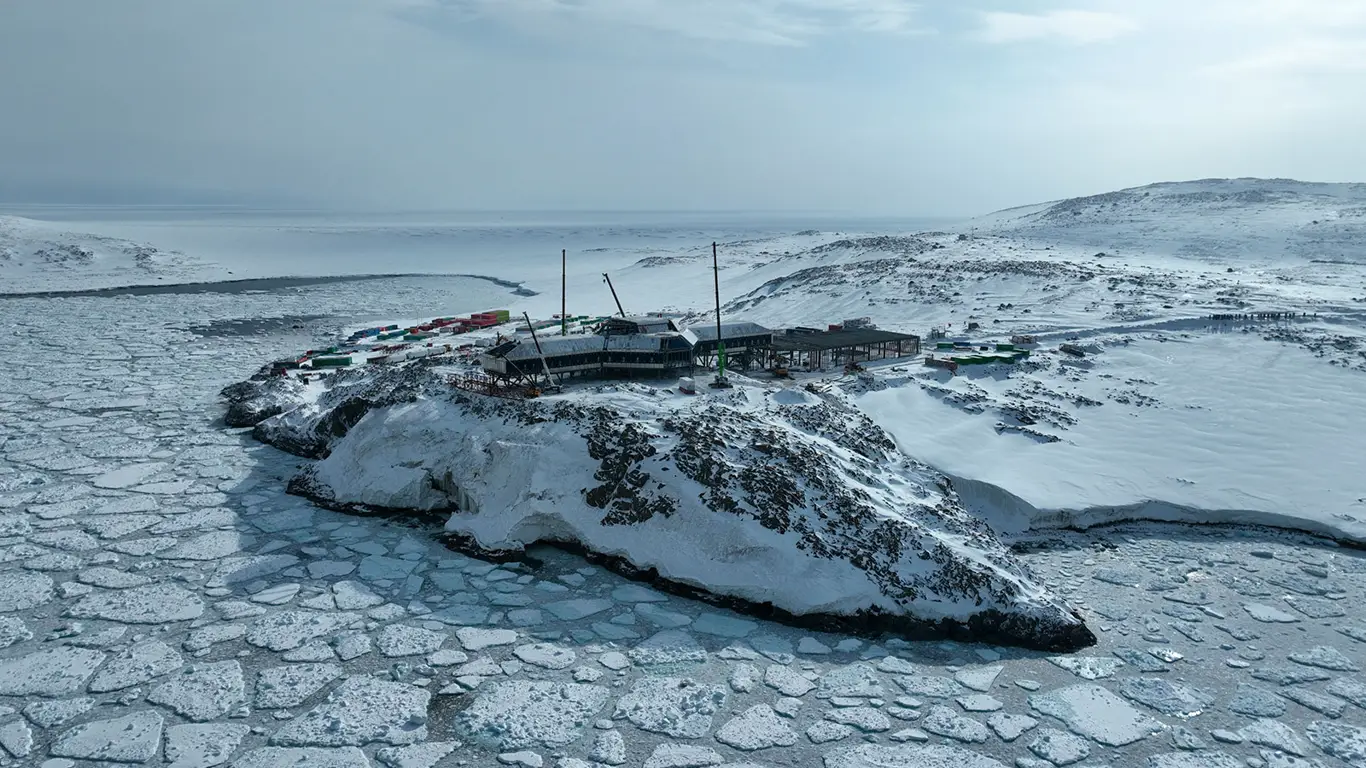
top-left (561, 249), bottom-right (567, 337)
top-left (710, 241), bottom-right (732, 389)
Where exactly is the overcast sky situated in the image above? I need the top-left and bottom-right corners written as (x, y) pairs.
top-left (2, 0), bottom-right (1363, 215)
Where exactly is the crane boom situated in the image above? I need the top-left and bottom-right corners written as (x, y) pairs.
top-left (602, 273), bottom-right (626, 317)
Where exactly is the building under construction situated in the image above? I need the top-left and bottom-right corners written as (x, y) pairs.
top-left (766, 327), bottom-right (922, 370)
top-left (479, 317), bottom-right (774, 384)
top-left (477, 241), bottom-right (917, 388)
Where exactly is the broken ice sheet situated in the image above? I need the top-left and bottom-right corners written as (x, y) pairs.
top-left (457, 680), bottom-right (610, 750)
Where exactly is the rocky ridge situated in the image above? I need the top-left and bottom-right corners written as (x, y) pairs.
top-left (227, 370), bottom-right (1095, 651)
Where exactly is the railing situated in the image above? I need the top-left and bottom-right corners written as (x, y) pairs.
top-left (448, 373), bottom-right (530, 400)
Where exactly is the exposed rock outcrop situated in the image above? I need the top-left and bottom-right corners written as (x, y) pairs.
top-left (249, 369), bottom-right (1095, 651)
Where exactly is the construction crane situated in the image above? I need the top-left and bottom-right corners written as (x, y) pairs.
top-left (602, 273), bottom-right (626, 317)
top-left (522, 312), bottom-right (562, 395)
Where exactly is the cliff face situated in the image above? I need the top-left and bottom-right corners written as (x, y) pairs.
top-left (232, 370), bottom-right (1094, 651)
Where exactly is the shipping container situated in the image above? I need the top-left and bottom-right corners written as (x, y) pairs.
top-left (312, 357), bottom-right (352, 367)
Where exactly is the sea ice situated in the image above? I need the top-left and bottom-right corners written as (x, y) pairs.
top-left (87, 639), bottom-right (183, 692)
top-left (716, 704), bottom-right (799, 750)
top-left (764, 664), bottom-right (815, 697)
top-left (1306, 721), bottom-right (1366, 766)
top-left (0, 570), bottom-right (54, 611)
top-left (76, 566), bottom-right (153, 588)
top-left (1239, 718), bottom-right (1310, 756)
top-left (1288, 645), bottom-right (1359, 671)
top-left (148, 661), bottom-right (246, 721)
top-left (954, 665), bottom-right (1003, 692)
top-left (1029, 683), bottom-right (1164, 747)
top-left (895, 675), bottom-right (964, 698)
top-left (332, 580), bottom-right (384, 610)
top-left (183, 623), bottom-right (248, 652)
top-left (255, 663), bottom-right (343, 708)
top-left (641, 743), bottom-right (725, 768)
top-left (513, 642), bottom-right (576, 669)
top-left (0, 616), bottom-right (33, 648)
top-left (822, 744), bottom-right (1008, 768)
top-left (23, 698), bottom-right (95, 727)
top-left (1146, 752), bottom-right (1243, 768)
top-left (611, 584), bottom-right (667, 603)
top-left (987, 712), bottom-right (1038, 742)
top-left (1229, 683), bottom-right (1288, 717)
top-left (378, 624), bottom-right (447, 657)
top-left (825, 707), bottom-right (893, 733)
top-left (0, 646), bottom-right (106, 696)
top-left (0, 720), bottom-right (33, 759)
top-left (1279, 687), bottom-right (1348, 717)
top-left (613, 677), bottom-right (726, 738)
top-left (231, 747), bottom-right (370, 767)
top-left (271, 677), bottom-right (430, 747)
top-left (375, 741), bottom-right (460, 768)
top-left (808, 720), bottom-right (855, 744)
top-left (628, 629), bottom-right (707, 667)
top-left (453, 627), bottom-right (515, 651)
top-left (456, 680), bottom-right (610, 750)
top-left (50, 710), bottom-right (164, 763)
top-left (68, 583), bottom-right (204, 623)
top-left (1048, 655), bottom-right (1125, 680)
top-left (589, 729), bottom-right (627, 765)
top-left (1029, 727), bottom-right (1091, 766)
top-left (691, 613), bottom-right (756, 638)
top-left (1243, 603), bottom-right (1300, 623)
top-left (1116, 677), bottom-right (1213, 717)
top-left (816, 663), bottom-right (885, 699)
top-left (245, 610), bottom-right (360, 651)
top-left (358, 555), bottom-right (419, 581)
top-left (164, 723), bottom-right (251, 768)
top-left (920, 705), bottom-right (989, 743)
top-left (1327, 676), bottom-right (1366, 708)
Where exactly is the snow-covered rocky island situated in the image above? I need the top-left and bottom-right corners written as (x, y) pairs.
top-left (225, 364), bottom-right (1096, 651)
top-left (4, 179), bottom-right (1366, 768)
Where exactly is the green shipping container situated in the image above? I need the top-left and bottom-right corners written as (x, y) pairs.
top-left (313, 357), bottom-right (352, 367)
top-left (995, 343), bottom-right (1015, 351)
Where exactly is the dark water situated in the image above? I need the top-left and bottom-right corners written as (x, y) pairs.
top-left (0, 272), bottom-right (534, 300)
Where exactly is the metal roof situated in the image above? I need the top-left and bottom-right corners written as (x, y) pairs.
top-left (771, 328), bottom-right (920, 352)
top-left (683, 321), bottom-right (772, 342)
top-left (606, 315), bottom-right (678, 330)
top-left (499, 336), bottom-right (604, 360)
top-left (497, 332), bottom-right (692, 360)
top-left (605, 333), bottom-right (679, 351)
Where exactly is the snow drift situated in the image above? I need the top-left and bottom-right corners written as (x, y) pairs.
top-left (235, 370), bottom-right (1095, 651)
top-left (0, 215), bottom-right (227, 293)
top-left (972, 178), bottom-right (1366, 264)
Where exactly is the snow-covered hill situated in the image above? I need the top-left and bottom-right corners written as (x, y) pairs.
top-left (970, 178), bottom-right (1366, 264)
top-left (0, 215), bottom-right (228, 293)
top-left (504, 180), bottom-right (1366, 544)
top-left (226, 367), bottom-right (1094, 651)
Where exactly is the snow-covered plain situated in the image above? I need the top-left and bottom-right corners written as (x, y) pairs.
top-left (0, 215), bottom-right (233, 292)
top-left (1, 182), bottom-right (1365, 767)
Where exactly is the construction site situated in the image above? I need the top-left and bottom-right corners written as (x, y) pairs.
top-left (256, 243), bottom-right (1078, 399)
